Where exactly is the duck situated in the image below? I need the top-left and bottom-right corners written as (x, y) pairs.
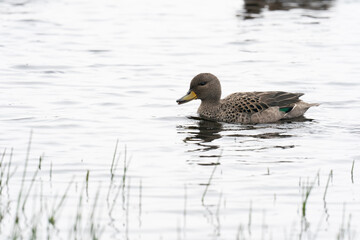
top-left (176, 73), bottom-right (318, 124)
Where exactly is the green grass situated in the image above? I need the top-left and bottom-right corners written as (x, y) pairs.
top-left (301, 172), bottom-right (319, 218)
top-left (351, 160), bottom-right (355, 183)
top-left (0, 139), bottom-right (357, 240)
top-left (201, 151), bottom-right (222, 204)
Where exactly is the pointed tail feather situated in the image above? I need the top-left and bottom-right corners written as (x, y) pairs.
top-left (282, 101), bottom-right (319, 119)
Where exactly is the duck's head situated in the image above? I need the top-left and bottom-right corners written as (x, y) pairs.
top-left (176, 73), bottom-right (222, 105)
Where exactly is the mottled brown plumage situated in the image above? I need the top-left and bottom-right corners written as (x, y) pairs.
top-left (177, 73), bottom-right (318, 124)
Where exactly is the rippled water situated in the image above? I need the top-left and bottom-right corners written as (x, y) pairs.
top-left (1, 0), bottom-right (360, 239)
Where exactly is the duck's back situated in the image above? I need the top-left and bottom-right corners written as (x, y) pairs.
top-left (218, 91), bottom-right (315, 123)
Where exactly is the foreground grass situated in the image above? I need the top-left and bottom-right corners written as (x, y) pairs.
top-left (0, 137), bottom-right (133, 240)
top-left (0, 138), bottom-right (357, 240)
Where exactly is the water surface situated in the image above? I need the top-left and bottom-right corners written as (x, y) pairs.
top-left (1, 0), bottom-right (360, 239)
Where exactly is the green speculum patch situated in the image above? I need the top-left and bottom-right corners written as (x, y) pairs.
top-left (279, 107), bottom-right (293, 113)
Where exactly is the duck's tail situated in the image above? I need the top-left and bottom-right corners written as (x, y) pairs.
top-left (282, 101), bottom-right (319, 119)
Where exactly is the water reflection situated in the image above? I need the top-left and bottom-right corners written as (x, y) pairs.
top-left (177, 116), bottom-right (314, 157)
top-left (177, 117), bottom-right (223, 152)
top-left (240, 0), bottom-right (334, 19)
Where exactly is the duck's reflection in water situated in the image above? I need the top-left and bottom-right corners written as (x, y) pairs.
top-left (179, 117), bottom-right (223, 152)
top-left (177, 116), bottom-right (314, 163)
top-left (240, 0), bottom-right (334, 20)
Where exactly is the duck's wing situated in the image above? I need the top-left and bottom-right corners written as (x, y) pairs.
top-left (256, 91), bottom-right (303, 108)
top-left (222, 91), bottom-right (303, 114)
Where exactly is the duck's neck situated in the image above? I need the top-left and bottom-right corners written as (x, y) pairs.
top-left (197, 99), bottom-right (221, 119)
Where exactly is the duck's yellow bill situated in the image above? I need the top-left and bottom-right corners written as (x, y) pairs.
top-left (176, 90), bottom-right (197, 105)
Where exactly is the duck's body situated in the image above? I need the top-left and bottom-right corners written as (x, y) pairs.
top-left (177, 73), bottom-right (318, 124)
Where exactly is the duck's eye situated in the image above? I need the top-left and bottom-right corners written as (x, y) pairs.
top-left (199, 81), bottom-right (207, 86)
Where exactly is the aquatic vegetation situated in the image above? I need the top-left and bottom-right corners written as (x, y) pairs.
top-left (201, 153), bottom-right (221, 204)
top-left (0, 137), bottom-right (133, 239)
top-left (351, 160), bottom-right (355, 184)
top-left (0, 140), bottom-right (358, 240)
top-left (323, 170), bottom-right (333, 201)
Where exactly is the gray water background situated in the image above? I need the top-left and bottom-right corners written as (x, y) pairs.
top-left (1, 0), bottom-right (360, 239)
